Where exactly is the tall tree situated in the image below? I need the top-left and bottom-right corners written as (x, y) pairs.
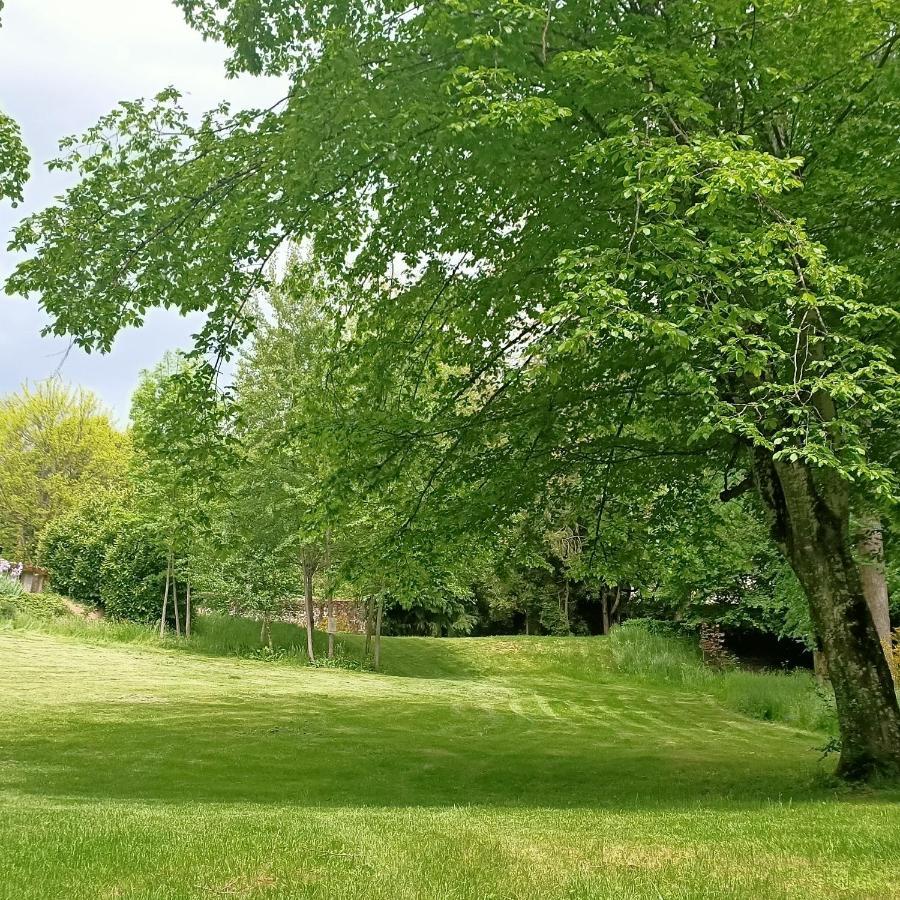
top-left (0, 382), bottom-right (129, 560)
top-left (6, 1), bottom-right (899, 778)
top-left (130, 356), bottom-right (231, 636)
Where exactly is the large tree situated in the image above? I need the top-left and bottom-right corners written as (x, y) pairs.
top-left (0, 382), bottom-right (129, 560)
top-left (6, 1), bottom-right (900, 778)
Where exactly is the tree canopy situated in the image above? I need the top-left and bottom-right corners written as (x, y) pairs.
top-left (0, 381), bottom-right (129, 560)
top-left (4, 0), bottom-right (899, 778)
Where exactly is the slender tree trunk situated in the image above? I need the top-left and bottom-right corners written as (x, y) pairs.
top-left (159, 551), bottom-right (172, 638)
top-left (323, 530), bottom-right (334, 659)
top-left (365, 596), bottom-right (374, 657)
top-left (172, 577), bottom-right (181, 637)
top-left (327, 598), bottom-right (335, 660)
top-left (753, 450), bottom-right (900, 780)
top-left (601, 590), bottom-right (610, 636)
top-left (303, 563), bottom-right (316, 664)
top-left (185, 581), bottom-right (191, 639)
top-left (374, 593), bottom-right (384, 671)
top-left (855, 513), bottom-right (892, 659)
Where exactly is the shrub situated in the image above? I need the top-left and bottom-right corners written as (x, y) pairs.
top-left (14, 591), bottom-right (69, 619)
top-left (0, 588), bottom-right (69, 622)
top-left (39, 493), bottom-right (128, 607)
top-left (100, 522), bottom-right (168, 622)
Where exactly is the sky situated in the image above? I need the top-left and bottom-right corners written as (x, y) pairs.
top-left (0, 0), bottom-right (284, 422)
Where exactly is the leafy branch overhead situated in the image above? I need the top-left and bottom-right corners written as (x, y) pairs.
top-left (4, 0), bottom-right (900, 780)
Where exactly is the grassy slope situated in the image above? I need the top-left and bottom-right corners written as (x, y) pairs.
top-left (0, 624), bottom-right (898, 899)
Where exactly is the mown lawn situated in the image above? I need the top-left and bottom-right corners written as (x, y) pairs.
top-left (0, 626), bottom-right (898, 899)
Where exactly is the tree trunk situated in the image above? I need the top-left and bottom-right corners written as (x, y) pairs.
top-left (185, 581), bottom-right (192, 639)
top-left (327, 598), bottom-right (335, 660)
top-left (611, 585), bottom-right (623, 626)
top-left (159, 552), bottom-right (172, 638)
top-left (601, 590), bottom-right (610, 636)
top-left (855, 513), bottom-right (892, 659)
top-left (172, 577), bottom-right (181, 637)
top-left (753, 450), bottom-right (900, 780)
top-left (303, 563), bottom-right (316, 664)
top-left (374, 593), bottom-right (384, 671)
top-left (365, 596), bottom-right (374, 657)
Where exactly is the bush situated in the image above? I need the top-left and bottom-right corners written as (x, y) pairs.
top-left (39, 493), bottom-right (128, 607)
top-left (0, 588), bottom-right (69, 622)
top-left (100, 522), bottom-right (168, 622)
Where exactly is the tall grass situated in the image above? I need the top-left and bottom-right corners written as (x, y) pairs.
top-left (606, 621), bottom-right (836, 733)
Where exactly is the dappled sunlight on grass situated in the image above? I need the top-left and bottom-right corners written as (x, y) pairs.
top-left (0, 625), bottom-right (896, 898)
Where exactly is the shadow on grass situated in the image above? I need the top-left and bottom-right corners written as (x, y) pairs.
top-left (0, 684), bottom-right (844, 811)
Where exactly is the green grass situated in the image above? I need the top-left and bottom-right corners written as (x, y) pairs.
top-left (0, 617), bottom-right (898, 899)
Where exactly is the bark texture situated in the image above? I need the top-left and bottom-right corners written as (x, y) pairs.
top-left (753, 449), bottom-right (900, 780)
top-left (855, 514), bottom-right (892, 651)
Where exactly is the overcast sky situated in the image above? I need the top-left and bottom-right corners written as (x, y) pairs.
top-left (0, 0), bottom-right (284, 422)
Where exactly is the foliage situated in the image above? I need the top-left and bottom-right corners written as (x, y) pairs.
top-left (0, 0), bottom-right (29, 207)
top-left (0, 574), bottom-right (23, 602)
top-left (0, 590), bottom-right (68, 621)
top-left (99, 520), bottom-right (168, 622)
top-left (38, 492), bottom-right (129, 607)
top-left (129, 354), bottom-right (233, 598)
top-left (5, 0), bottom-right (899, 772)
top-left (0, 382), bottom-right (129, 561)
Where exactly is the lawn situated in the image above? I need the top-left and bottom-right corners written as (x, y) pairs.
top-left (0, 623), bottom-right (898, 899)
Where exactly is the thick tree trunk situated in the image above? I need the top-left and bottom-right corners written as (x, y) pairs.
top-left (303, 563), bottom-right (316, 664)
top-left (753, 450), bottom-right (900, 780)
top-left (855, 514), bottom-right (892, 657)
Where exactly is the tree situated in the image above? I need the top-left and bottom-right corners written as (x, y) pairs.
top-left (7, 1), bottom-right (900, 778)
top-left (229, 258), bottom-right (345, 662)
top-left (130, 356), bottom-right (232, 637)
top-left (0, 2), bottom-right (29, 207)
top-left (0, 382), bottom-right (129, 561)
